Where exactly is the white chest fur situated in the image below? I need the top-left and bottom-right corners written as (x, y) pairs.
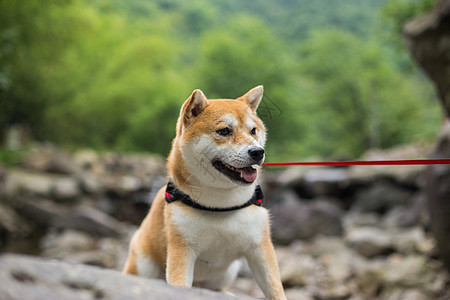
top-left (171, 205), bottom-right (268, 268)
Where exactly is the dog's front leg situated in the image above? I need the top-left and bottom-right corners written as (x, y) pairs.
top-left (246, 231), bottom-right (286, 300)
top-left (166, 227), bottom-right (196, 287)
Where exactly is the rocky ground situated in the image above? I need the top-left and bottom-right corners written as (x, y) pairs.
top-left (0, 143), bottom-right (449, 300)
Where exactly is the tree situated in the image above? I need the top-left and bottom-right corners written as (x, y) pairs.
top-left (296, 29), bottom-right (440, 157)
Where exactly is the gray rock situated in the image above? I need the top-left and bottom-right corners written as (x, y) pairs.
top-left (404, 0), bottom-right (450, 272)
top-left (391, 227), bottom-right (434, 255)
top-left (14, 198), bottom-right (69, 227)
top-left (0, 203), bottom-right (31, 238)
top-left (381, 289), bottom-right (431, 300)
top-left (23, 144), bottom-right (81, 175)
top-left (271, 195), bottom-right (344, 244)
top-left (351, 180), bottom-right (412, 214)
top-left (40, 230), bottom-right (128, 269)
top-left (52, 206), bottom-right (126, 238)
top-left (343, 212), bottom-right (380, 230)
top-left (72, 149), bottom-right (100, 170)
top-left (5, 169), bottom-right (80, 200)
top-left (312, 236), bottom-right (366, 283)
top-left (380, 255), bottom-right (446, 295)
top-left (348, 144), bottom-right (429, 187)
top-left (382, 193), bottom-right (428, 228)
top-left (77, 172), bottom-right (104, 195)
top-left (346, 227), bottom-right (393, 257)
top-left (279, 253), bottom-right (317, 287)
top-left (41, 230), bottom-right (96, 256)
top-left (285, 288), bottom-right (314, 300)
top-left (302, 167), bottom-right (349, 198)
top-left (0, 254), bottom-right (252, 300)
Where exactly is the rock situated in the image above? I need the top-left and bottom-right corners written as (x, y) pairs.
top-left (285, 288), bottom-right (314, 300)
top-left (380, 255), bottom-right (447, 295)
top-left (346, 227), bottom-right (393, 257)
top-left (94, 152), bottom-right (165, 192)
top-left (425, 122), bottom-right (450, 272)
top-left (404, 0), bottom-right (450, 273)
top-left (53, 176), bottom-right (81, 200)
top-left (355, 260), bottom-right (385, 297)
top-left (0, 203), bottom-right (31, 239)
top-left (348, 144), bottom-right (429, 187)
top-left (279, 253), bottom-right (317, 287)
top-left (391, 227), bottom-right (434, 255)
top-left (14, 198), bottom-right (69, 227)
top-left (22, 144), bottom-right (81, 175)
top-left (381, 289), bottom-right (431, 300)
top-left (231, 277), bottom-right (264, 299)
top-left (0, 254), bottom-right (251, 300)
top-left (5, 169), bottom-right (80, 200)
top-left (382, 193), bottom-right (428, 228)
top-left (343, 212), bottom-right (380, 230)
top-left (313, 236), bottom-right (366, 283)
top-left (41, 230), bottom-right (96, 256)
top-left (52, 205), bottom-right (126, 238)
top-left (404, 0), bottom-right (450, 114)
top-left (41, 230), bottom-right (126, 269)
top-left (299, 167), bottom-right (349, 198)
top-left (351, 180), bottom-right (412, 214)
top-left (72, 149), bottom-right (100, 170)
top-left (76, 172), bottom-right (104, 195)
top-left (271, 195), bottom-right (344, 244)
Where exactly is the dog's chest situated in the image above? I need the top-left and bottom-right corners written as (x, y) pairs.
top-left (171, 206), bottom-right (268, 261)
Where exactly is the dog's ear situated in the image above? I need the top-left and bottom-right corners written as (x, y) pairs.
top-left (177, 89), bottom-right (209, 134)
top-left (237, 85), bottom-right (263, 112)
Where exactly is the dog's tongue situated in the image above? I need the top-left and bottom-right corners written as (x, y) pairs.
top-left (238, 167), bottom-right (258, 183)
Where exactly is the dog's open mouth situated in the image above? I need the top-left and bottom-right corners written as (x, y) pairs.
top-left (212, 160), bottom-right (258, 184)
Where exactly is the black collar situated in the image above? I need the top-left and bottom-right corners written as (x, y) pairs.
top-left (165, 181), bottom-right (264, 212)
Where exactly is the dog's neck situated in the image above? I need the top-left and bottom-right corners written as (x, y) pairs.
top-left (165, 181), bottom-right (263, 211)
top-left (171, 175), bottom-right (258, 209)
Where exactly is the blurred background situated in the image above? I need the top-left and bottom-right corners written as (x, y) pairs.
top-left (0, 0), bottom-right (442, 161)
top-left (1, 0), bottom-right (450, 299)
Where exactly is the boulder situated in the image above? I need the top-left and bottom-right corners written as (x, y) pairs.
top-left (348, 143), bottom-right (429, 187)
top-left (345, 226), bottom-right (393, 257)
top-left (312, 236), bottom-right (366, 283)
top-left (382, 193), bottom-right (429, 228)
top-left (40, 230), bottom-right (127, 269)
top-left (22, 144), bottom-right (81, 175)
top-left (380, 255), bottom-right (447, 295)
top-left (0, 203), bottom-right (31, 239)
top-left (0, 254), bottom-right (252, 300)
top-left (391, 227), bottom-right (434, 255)
top-left (351, 180), bottom-right (412, 214)
top-left (13, 198), bottom-right (68, 228)
top-left (5, 169), bottom-right (80, 201)
top-left (284, 288), bottom-right (314, 300)
top-left (52, 205), bottom-right (126, 238)
top-left (380, 289), bottom-right (430, 300)
top-left (404, 0), bottom-right (450, 272)
top-left (271, 194), bottom-right (344, 244)
top-left (295, 167), bottom-right (349, 198)
top-left (279, 253), bottom-right (317, 287)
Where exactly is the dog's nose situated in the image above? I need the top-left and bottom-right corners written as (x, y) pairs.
top-left (248, 147), bottom-right (265, 162)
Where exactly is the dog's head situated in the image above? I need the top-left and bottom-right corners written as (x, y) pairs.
top-left (172, 86), bottom-right (266, 189)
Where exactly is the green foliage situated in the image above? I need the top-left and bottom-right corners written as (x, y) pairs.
top-left (0, 0), bottom-right (441, 161)
top-left (295, 29), bottom-right (440, 157)
top-left (378, 0), bottom-right (435, 69)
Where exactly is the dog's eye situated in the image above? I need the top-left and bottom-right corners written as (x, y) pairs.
top-left (217, 127), bottom-right (232, 136)
top-left (250, 128), bottom-right (257, 135)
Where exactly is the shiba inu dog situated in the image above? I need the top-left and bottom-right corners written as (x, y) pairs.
top-left (123, 86), bottom-right (286, 300)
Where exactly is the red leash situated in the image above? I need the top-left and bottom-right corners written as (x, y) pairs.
top-left (262, 158), bottom-right (450, 167)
